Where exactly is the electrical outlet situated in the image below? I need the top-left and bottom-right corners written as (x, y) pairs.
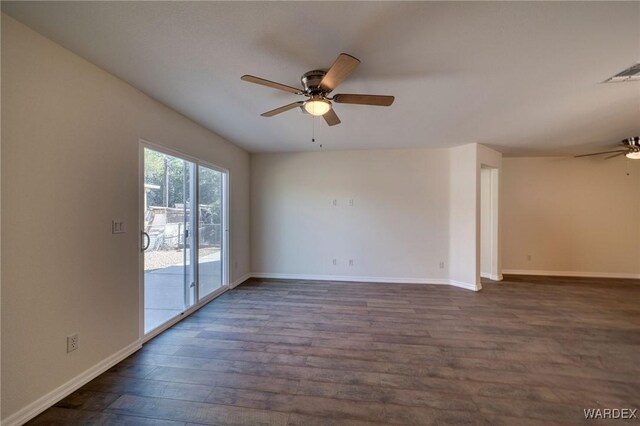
top-left (332, 259), bottom-right (337, 266)
top-left (67, 333), bottom-right (79, 353)
top-left (348, 199), bottom-right (354, 207)
top-left (349, 259), bottom-right (354, 267)
top-left (439, 261), bottom-right (445, 269)
top-left (332, 199), bottom-right (338, 207)
top-left (527, 255), bottom-right (532, 261)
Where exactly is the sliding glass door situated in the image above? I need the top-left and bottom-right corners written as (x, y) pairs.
top-left (142, 146), bottom-right (227, 334)
top-left (198, 165), bottom-right (225, 298)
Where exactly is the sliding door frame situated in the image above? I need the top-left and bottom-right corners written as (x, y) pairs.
top-left (138, 139), bottom-right (230, 342)
top-left (197, 161), bottom-right (230, 299)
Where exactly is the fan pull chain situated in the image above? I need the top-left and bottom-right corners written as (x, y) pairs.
top-left (311, 116), bottom-right (322, 148)
top-left (626, 158), bottom-right (630, 176)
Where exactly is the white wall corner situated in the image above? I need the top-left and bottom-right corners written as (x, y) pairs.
top-left (477, 144), bottom-right (503, 292)
top-left (480, 272), bottom-right (503, 281)
top-left (1, 340), bottom-right (142, 426)
top-left (449, 279), bottom-right (482, 291)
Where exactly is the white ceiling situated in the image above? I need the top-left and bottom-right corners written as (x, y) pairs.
top-left (3, 1), bottom-right (639, 155)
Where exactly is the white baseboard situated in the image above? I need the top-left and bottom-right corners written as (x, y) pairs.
top-left (2, 340), bottom-right (142, 426)
top-left (502, 269), bottom-right (640, 280)
top-left (480, 272), bottom-right (503, 281)
top-left (230, 272), bottom-right (252, 289)
top-left (450, 279), bottom-right (482, 291)
top-left (251, 272), bottom-right (481, 291)
top-left (251, 272), bottom-right (449, 285)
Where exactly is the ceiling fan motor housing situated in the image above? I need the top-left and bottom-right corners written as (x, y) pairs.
top-left (623, 136), bottom-right (640, 148)
top-left (301, 70), bottom-right (328, 95)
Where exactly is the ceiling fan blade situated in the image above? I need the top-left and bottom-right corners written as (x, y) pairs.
top-left (604, 152), bottom-right (628, 160)
top-left (319, 53), bottom-right (360, 92)
top-left (241, 75), bottom-right (303, 95)
top-left (261, 101), bottom-right (304, 117)
top-left (323, 108), bottom-right (341, 126)
top-left (332, 94), bottom-right (395, 106)
top-left (574, 150), bottom-right (627, 158)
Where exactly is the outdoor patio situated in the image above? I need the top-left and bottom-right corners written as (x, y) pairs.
top-left (144, 249), bottom-right (222, 333)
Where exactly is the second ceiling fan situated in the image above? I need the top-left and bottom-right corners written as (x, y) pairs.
top-left (574, 137), bottom-right (640, 160)
top-left (241, 53), bottom-right (394, 126)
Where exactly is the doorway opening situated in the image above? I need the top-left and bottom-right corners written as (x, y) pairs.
top-left (480, 166), bottom-right (501, 281)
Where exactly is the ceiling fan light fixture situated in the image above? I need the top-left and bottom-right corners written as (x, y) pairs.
top-left (242, 53), bottom-right (393, 125)
top-left (625, 151), bottom-right (640, 160)
top-left (304, 99), bottom-right (331, 116)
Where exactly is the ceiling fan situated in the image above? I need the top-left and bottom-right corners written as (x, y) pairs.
top-left (575, 137), bottom-right (640, 160)
top-left (241, 53), bottom-right (394, 126)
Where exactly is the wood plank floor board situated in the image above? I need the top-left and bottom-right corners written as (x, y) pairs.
top-left (103, 363), bottom-right (160, 380)
top-left (53, 390), bottom-right (121, 412)
top-left (294, 380), bottom-right (479, 411)
top-left (284, 413), bottom-right (389, 426)
top-left (145, 366), bottom-right (301, 394)
top-left (172, 346), bottom-right (309, 366)
top-left (149, 333), bottom-right (271, 352)
top-left (27, 407), bottom-right (187, 425)
top-left (26, 276), bottom-right (640, 425)
top-left (82, 374), bottom-right (215, 403)
top-left (105, 394), bottom-right (290, 426)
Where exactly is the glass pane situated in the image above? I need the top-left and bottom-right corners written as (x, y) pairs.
top-left (143, 148), bottom-right (195, 333)
top-left (198, 165), bottom-right (224, 298)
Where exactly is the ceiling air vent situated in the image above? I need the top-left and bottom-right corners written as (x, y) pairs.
top-left (604, 62), bottom-right (640, 83)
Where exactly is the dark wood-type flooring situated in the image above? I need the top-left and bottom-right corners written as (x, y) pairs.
top-left (29, 276), bottom-right (640, 425)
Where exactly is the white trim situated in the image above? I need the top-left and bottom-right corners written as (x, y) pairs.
top-left (480, 272), bottom-right (503, 281)
top-left (1, 340), bottom-right (142, 426)
top-left (138, 142), bottom-right (145, 339)
top-left (478, 165), bottom-right (501, 291)
top-left (251, 273), bottom-right (481, 291)
top-left (502, 269), bottom-right (640, 279)
top-left (223, 171), bottom-right (230, 287)
top-left (251, 272), bottom-right (449, 285)
top-left (139, 139), bottom-right (201, 165)
top-left (449, 279), bottom-right (482, 291)
top-left (198, 162), bottom-right (231, 289)
top-left (230, 272), bottom-right (252, 289)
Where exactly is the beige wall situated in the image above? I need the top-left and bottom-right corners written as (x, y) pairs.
top-left (251, 145), bottom-right (499, 291)
top-left (501, 157), bottom-right (640, 277)
top-left (251, 149), bottom-right (452, 282)
top-left (1, 14), bottom-right (250, 421)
